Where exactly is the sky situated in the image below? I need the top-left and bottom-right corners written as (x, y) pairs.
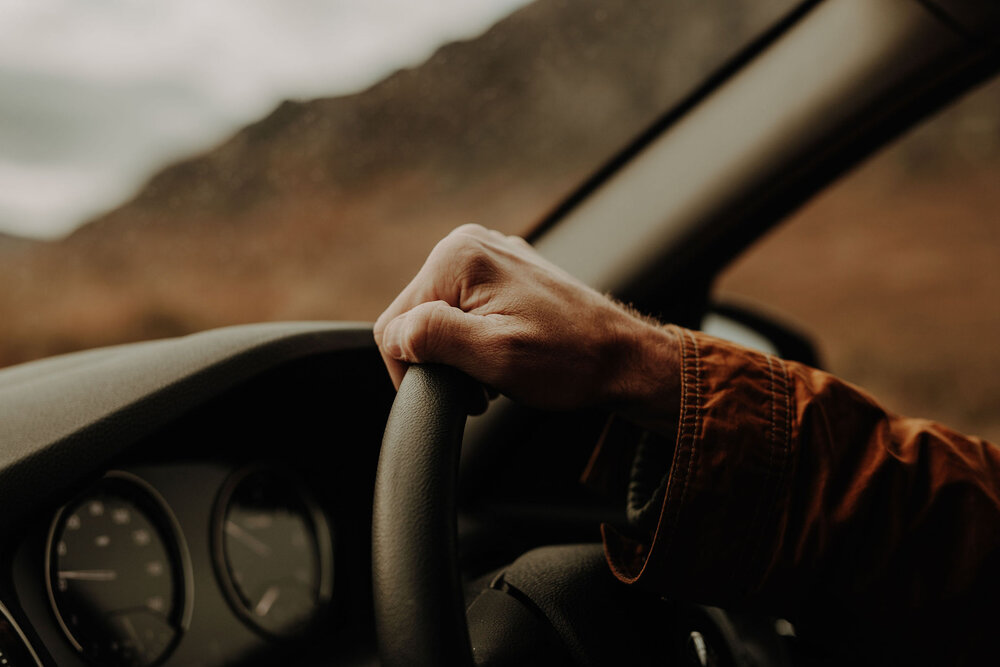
top-left (0, 0), bottom-right (532, 239)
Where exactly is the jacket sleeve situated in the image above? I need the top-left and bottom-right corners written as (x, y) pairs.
top-left (598, 325), bottom-right (1000, 664)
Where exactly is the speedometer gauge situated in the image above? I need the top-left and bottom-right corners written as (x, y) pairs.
top-left (212, 465), bottom-right (333, 639)
top-left (45, 471), bottom-right (192, 667)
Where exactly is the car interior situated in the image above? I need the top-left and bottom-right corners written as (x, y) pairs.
top-left (0, 0), bottom-right (997, 665)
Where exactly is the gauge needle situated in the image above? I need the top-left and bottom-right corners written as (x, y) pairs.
top-left (58, 569), bottom-right (118, 581)
top-left (122, 615), bottom-right (146, 654)
top-left (225, 519), bottom-right (271, 557)
top-left (254, 585), bottom-right (280, 617)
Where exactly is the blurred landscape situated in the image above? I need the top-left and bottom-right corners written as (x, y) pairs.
top-left (2, 0), bottom-right (1000, 441)
top-left (718, 128), bottom-right (1000, 442)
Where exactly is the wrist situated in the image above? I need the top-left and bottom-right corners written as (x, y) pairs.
top-left (604, 318), bottom-right (682, 437)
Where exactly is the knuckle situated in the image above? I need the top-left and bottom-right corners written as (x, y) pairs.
top-left (401, 303), bottom-right (446, 361)
top-left (427, 225), bottom-right (514, 300)
top-left (507, 234), bottom-right (531, 248)
top-left (398, 314), bottom-right (425, 361)
top-left (420, 304), bottom-right (445, 353)
top-left (455, 244), bottom-right (496, 279)
top-left (433, 226), bottom-right (480, 260)
top-left (433, 234), bottom-right (498, 285)
top-left (453, 223), bottom-right (488, 237)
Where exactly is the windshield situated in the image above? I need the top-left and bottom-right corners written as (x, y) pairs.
top-left (0, 0), bottom-right (798, 367)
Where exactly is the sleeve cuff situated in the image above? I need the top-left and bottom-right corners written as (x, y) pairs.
top-left (602, 325), bottom-right (796, 606)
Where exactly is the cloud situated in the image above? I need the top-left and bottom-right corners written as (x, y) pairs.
top-left (0, 0), bottom-right (532, 238)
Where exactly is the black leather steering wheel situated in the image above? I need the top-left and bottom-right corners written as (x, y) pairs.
top-left (372, 364), bottom-right (480, 667)
top-left (371, 367), bottom-right (798, 667)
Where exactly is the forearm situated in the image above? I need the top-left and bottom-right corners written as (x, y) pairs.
top-left (601, 326), bottom-right (1000, 663)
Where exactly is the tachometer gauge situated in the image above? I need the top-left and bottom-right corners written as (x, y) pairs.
top-left (45, 471), bottom-right (192, 667)
top-left (212, 465), bottom-right (333, 639)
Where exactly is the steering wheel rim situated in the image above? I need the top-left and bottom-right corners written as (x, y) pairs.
top-left (372, 364), bottom-right (479, 667)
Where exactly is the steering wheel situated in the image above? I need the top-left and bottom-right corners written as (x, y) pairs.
top-left (371, 364), bottom-right (480, 667)
top-left (371, 365), bottom-right (649, 667)
top-left (371, 364), bottom-right (801, 667)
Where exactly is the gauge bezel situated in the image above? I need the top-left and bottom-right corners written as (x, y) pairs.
top-left (211, 463), bottom-right (334, 641)
top-left (0, 599), bottom-right (44, 667)
top-left (44, 470), bottom-right (194, 666)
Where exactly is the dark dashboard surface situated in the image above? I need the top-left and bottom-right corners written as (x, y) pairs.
top-left (0, 323), bottom-right (395, 666)
top-left (0, 321), bottom-right (620, 666)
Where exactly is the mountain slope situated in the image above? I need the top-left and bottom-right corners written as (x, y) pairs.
top-left (0, 0), bottom-right (792, 365)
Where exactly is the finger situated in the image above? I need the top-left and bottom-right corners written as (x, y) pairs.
top-left (376, 338), bottom-right (409, 389)
top-left (379, 300), bottom-right (500, 382)
top-left (374, 225), bottom-right (493, 341)
top-left (374, 261), bottom-right (452, 343)
top-left (373, 235), bottom-right (475, 388)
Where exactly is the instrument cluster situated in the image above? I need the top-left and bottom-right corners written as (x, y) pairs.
top-left (15, 463), bottom-right (336, 667)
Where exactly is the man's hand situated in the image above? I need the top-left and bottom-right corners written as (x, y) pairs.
top-left (374, 224), bottom-right (679, 421)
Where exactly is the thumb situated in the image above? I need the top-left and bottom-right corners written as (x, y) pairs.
top-left (380, 300), bottom-right (494, 381)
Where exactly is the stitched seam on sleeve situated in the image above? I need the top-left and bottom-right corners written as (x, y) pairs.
top-left (774, 357), bottom-right (791, 485)
top-left (765, 356), bottom-right (779, 502)
top-left (782, 360), bottom-right (791, 464)
top-left (661, 328), bottom-right (691, 533)
top-left (776, 357), bottom-right (792, 496)
top-left (743, 354), bottom-right (779, 588)
top-left (658, 327), bottom-right (687, 540)
top-left (749, 355), bottom-right (793, 588)
top-left (659, 326), bottom-right (699, 547)
top-left (676, 329), bottom-right (702, 516)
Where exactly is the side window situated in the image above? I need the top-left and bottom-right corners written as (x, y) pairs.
top-left (715, 78), bottom-right (1000, 443)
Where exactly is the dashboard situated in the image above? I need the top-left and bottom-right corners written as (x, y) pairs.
top-left (0, 320), bottom-right (809, 667)
top-left (0, 323), bottom-right (395, 666)
top-left (0, 321), bottom-right (639, 666)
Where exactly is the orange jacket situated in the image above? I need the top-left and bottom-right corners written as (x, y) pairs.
top-left (588, 326), bottom-right (1000, 664)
